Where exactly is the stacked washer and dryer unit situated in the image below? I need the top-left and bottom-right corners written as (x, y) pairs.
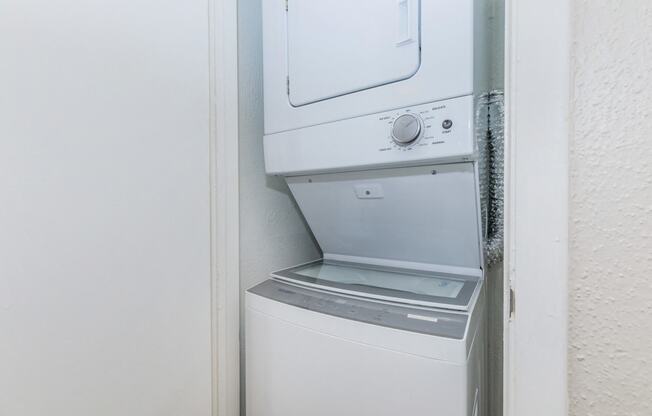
top-left (247, 0), bottom-right (494, 415)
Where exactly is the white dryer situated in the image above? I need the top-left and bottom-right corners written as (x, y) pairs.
top-left (263, 0), bottom-right (491, 175)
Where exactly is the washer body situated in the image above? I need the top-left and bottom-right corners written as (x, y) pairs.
top-left (246, 279), bottom-right (485, 416)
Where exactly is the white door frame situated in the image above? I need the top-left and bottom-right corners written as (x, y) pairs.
top-left (503, 1), bottom-right (570, 416)
top-left (211, 0), bottom-right (571, 415)
top-left (210, 0), bottom-right (240, 415)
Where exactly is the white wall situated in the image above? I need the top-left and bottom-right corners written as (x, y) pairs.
top-left (0, 1), bottom-right (213, 415)
top-left (569, 2), bottom-right (652, 415)
top-left (237, 0), bottom-right (321, 413)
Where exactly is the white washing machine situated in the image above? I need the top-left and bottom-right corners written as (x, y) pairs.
top-left (246, 164), bottom-right (487, 416)
top-left (247, 271), bottom-right (485, 416)
top-left (247, 0), bottom-right (493, 415)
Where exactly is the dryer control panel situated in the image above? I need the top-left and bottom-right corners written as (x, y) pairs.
top-left (264, 95), bottom-right (476, 175)
top-left (381, 100), bottom-right (469, 152)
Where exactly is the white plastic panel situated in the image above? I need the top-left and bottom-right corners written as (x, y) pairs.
top-left (287, 0), bottom-right (421, 106)
top-left (264, 95), bottom-right (475, 175)
top-left (286, 164), bottom-right (482, 271)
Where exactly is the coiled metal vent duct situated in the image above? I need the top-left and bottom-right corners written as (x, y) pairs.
top-left (476, 91), bottom-right (505, 267)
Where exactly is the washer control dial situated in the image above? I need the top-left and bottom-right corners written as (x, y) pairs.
top-left (391, 114), bottom-right (422, 145)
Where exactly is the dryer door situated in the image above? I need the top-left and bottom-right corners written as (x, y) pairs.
top-left (287, 0), bottom-right (421, 106)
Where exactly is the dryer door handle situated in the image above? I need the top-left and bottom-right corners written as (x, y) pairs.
top-left (396, 0), bottom-right (416, 46)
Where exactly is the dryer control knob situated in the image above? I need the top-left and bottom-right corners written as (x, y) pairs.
top-left (391, 114), bottom-right (422, 145)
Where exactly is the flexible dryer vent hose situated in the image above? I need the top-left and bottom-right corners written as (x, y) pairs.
top-left (476, 91), bottom-right (505, 267)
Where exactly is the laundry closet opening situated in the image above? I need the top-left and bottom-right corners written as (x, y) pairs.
top-left (235, 0), bottom-right (506, 415)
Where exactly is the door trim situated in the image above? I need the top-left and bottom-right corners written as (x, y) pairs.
top-left (210, 0), bottom-right (240, 415)
top-left (503, 1), bottom-right (570, 415)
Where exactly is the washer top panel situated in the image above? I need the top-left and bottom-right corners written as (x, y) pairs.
top-left (249, 279), bottom-right (469, 339)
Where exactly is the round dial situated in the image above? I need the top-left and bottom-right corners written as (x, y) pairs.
top-left (391, 114), bottom-right (422, 145)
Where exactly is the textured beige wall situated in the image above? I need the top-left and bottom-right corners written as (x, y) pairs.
top-left (570, 2), bottom-right (652, 415)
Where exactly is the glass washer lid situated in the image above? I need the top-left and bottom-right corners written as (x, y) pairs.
top-left (271, 260), bottom-right (479, 310)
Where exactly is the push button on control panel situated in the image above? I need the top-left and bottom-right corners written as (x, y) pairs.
top-left (442, 119), bottom-right (453, 130)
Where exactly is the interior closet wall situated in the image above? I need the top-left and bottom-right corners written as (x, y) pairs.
top-left (237, 0), bottom-right (321, 413)
top-left (0, 1), bottom-right (213, 415)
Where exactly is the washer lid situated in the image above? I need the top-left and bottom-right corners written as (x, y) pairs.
top-left (271, 259), bottom-right (479, 311)
top-left (286, 0), bottom-right (421, 106)
top-left (286, 163), bottom-right (483, 275)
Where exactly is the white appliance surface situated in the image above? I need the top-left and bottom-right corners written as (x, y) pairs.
top-left (264, 95), bottom-right (475, 176)
top-left (271, 259), bottom-right (481, 310)
top-left (246, 279), bottom-right (485, 416)
top-left (287, 0), bottom-right (421, 106)
top-left (286, 163), bottom-right (483, 275)
top-left (263, 0), bottom-right (490, 135)
top-left (296, 263), bottom-right (465, 298)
